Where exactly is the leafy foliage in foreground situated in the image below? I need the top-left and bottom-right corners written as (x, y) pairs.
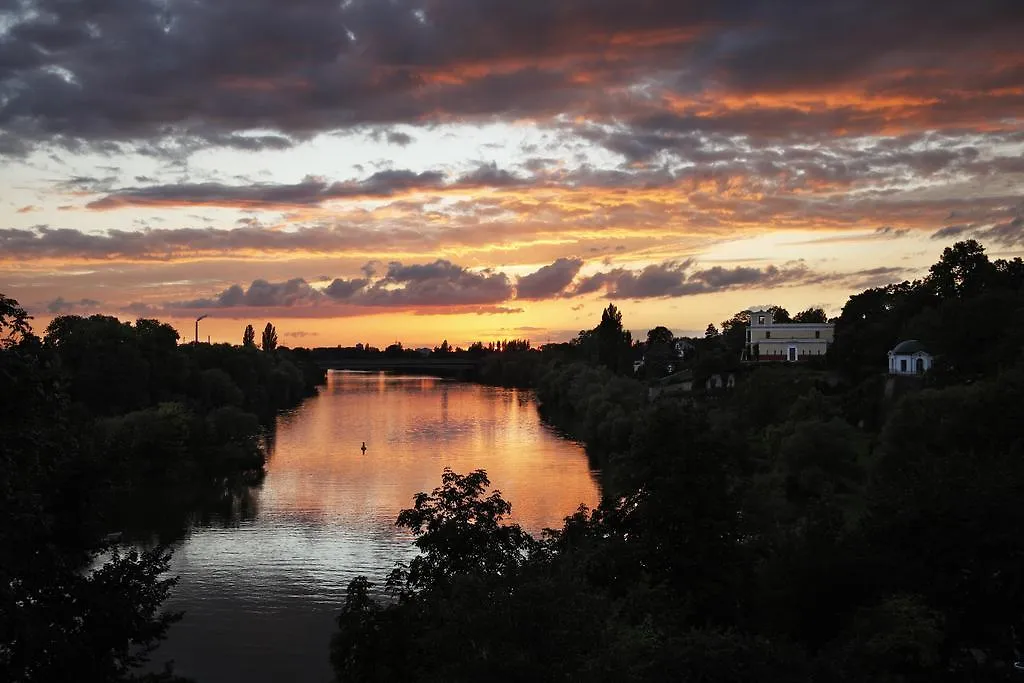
top-left (0, 299), bottom-right (184, 680)
top-left (0, 300), bottom-right (324, 679)
top-left (332, 242), bottom-right (1024, 682)
top-left (335, 366), bottom-right (1024, 681)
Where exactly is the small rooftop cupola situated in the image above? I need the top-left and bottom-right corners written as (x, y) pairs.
top-left (891, 339), bottom-right (927, 354)
top-left (748, 309), bottom-right (773, 327)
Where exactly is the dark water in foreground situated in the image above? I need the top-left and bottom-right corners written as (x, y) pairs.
top-left (151, 371), bottom-right (599, 683)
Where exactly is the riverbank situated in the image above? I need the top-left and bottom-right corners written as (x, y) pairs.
top-left (329, 352), bottom-right (1024, 683)
top-left (148, 371), bottom-right (597, 683)
top-left (1, 306), bottom-right (327, 681)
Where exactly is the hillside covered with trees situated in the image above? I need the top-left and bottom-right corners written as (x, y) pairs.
top-left (0, 303), bottom-right (324, 681)
top-left (330, 241), bottom-right (1024, 682)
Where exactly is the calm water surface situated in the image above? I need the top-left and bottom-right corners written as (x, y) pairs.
top-left (153, 371), bottom-right (599, 683)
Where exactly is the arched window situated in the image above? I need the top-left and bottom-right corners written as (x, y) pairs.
top-left (916, 357), bottom-right (925, 374)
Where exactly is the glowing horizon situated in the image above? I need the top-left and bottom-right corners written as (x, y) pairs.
top-left (2, 1), bottom-right (1021, 347)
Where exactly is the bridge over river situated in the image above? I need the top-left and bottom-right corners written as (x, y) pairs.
top-left (311, 354), bottom-right (484, 379)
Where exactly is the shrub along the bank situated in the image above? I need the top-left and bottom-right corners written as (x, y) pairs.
top-left (332, 359), bottom-right (1024, 683)
top-left (535, 360), bottom-right (646, 460)
top-left (2, 305), bottom-right (327, 681)
top-left (41, 315), bottom-right (324, 488)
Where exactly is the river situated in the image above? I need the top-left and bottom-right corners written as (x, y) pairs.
top-left (150, 371), bottom-right (600, 682)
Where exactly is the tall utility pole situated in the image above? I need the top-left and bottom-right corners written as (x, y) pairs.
top-left (195, 314), bottom-right (209, 343)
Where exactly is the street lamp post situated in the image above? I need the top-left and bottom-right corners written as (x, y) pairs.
top-left (195, 314), bottom-right (209, 344)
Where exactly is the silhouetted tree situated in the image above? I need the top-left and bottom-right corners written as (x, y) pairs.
top-left (831, 280), bottom-right (928, 377)
top-left (387, 469), bottom-right (536, 594)
top-left (646, 326), bottom-right (674, 346)
top-left (793, 307), bottom-right (827, 323)
top-left (767, 305), bottom-right (792, 323)
top-left (44, 315), bottom-right (157, 415)
top-left (863, 366), bottom-right (1024, 673)
top-left (570, 304), bottom-right (633, 373)
top-left (926, 239), bottom-right (995, 299)
top-left (593, 304), bottom-right (632, 372)
top-left (328, 276), bottom-right (1024, 682)
top-left (0, 297), bottom-right (187, 681)
top-left (720, 311), bottom-right (750, 356)
top-left (643, 326), bottom-right (677, 377)
top-left (242, 324), bottom-right (256, 347)
top-left (261, 323), bottom-right (278, 352)
top-left (0, 294), bottom-right (32, 348)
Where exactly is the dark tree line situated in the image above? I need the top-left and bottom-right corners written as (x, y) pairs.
top-left (832, 240), bottom-right (1024, 381)
top-left (0, 302), bottom-right (325, 680)
top-left (332, 363), bottom-right (1024, 683)
top-left (330, 240), bottom-right (1024, 682)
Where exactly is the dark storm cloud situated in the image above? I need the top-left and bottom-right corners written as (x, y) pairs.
top-left (352, 260), bottom-right (514, 307)
top-left (58, 175), bottom-right (119, 192)
top-left (826, 266), bottom-right (915, 290)
top-left (0, 224), bottom-right (400, 260)
top-left (87, 171), bottom-right (447, 209)
top-left (581, 124), bottom-right (1004, 175)
top-left (323, 277), bottom-right (370, 300)
top-left (874, 227), bottom-right (911, 239)
top-left (172, 259), bottom-right (514, 311)
top-left (386, 131), bottom-right (414, 146)
top-left (46, 254), bottom-right (926, 319)
top-left (516, 258), bottom-right (584, 299)
top-left (180, 278), bottom-right (322, 308)
top-left (571, 262), bottom-right (695, 298)
top-left (83, 164), bottom-right (537, 209)
top-left (122, 302), bottom-right (162, 317)
top-left (929, 207), bottom-right (1024, 248)
top-left (204, 133), bottom-right (295, 152)
top-left (571, 260), bottom-right (818, 299)
top-left (0, 0), bottom-right (1020, 154)
top-left (457, 163), bottom-right (530, 188)
top-left (980, 216), bottom-right (1024, 246)
top-left (703, 0), bottom-right (1024, 93)
top-left (788, 226), bottom-right (912, 246)
top-left (6, 189), bottom-right (1022, 264)
top-left (932, 225), bottom-right (970, 240)
top-left (369, 129), bottom-right (415, 146)
top-left (46, 296), bottom-right (102, 313)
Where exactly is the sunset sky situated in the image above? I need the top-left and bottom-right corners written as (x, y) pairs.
top-left (1, 0), bottom-right (1022, 347)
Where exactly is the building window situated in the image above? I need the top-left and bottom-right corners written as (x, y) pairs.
top-left (758, 316), bottom-right (764, 325)
top-left (765, 331), bottom-right (771, 339)
top-left (900, 359), bottom-right (907, 373)
top-left (815, 330), bottom-right (820, 339)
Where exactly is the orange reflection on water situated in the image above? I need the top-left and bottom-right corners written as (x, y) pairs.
top-left (155, 371), bottom-right (598, 683)
top-left (261, 371), bottom-right (600, 534)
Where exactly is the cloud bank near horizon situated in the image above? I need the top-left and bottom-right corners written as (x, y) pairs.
top-left (1, 0), bottom-right (1022, 342)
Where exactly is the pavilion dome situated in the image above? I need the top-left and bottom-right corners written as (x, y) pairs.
top-left (891, 339), bottom-right (928, 354)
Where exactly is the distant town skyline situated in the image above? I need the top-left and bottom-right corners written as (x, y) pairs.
top-left (2, 0), bottom-right (1021, 347)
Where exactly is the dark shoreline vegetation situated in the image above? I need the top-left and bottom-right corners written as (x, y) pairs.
top-left (6, 239), bottom-right (1024, 681)
top-left (331, 241), bottom-right (1024, 682)
top-left (0, 305), bottom-right (324, 682)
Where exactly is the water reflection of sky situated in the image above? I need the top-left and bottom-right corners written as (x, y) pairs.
top-left (152, 371), bottom-right (599, 683)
